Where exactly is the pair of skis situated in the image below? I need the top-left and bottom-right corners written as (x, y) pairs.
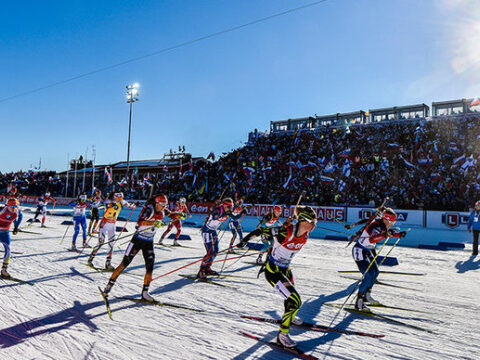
top-left (98, 286), bottom-right (203, 320)
top-left (240, 314), bottom-right (386, 360)
top-left (0, 274), bottom-right (35, 286)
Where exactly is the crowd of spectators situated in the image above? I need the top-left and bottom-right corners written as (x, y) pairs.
top-left (2, 113), bottom-right (480, 211)
top-left (0, 171), bottom-right (63, 197)
top-left (161, 113), bottom-right (480, 211)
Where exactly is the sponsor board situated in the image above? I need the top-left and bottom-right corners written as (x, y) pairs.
top-left (244, 204), bottom-right (345, 222)
top-left (347, 208), bottom-right (423, 227)
top-left (188, 202), bottom-right (214, 215)
top-left (426, 210), bottom-right (470, 230)
top-left (185, 202), bottom-right (346, 222)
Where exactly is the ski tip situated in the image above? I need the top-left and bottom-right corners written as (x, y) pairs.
top-left (239, 330), bottom-right (258, 340)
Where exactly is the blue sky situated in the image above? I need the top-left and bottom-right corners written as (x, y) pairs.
top-left (1, 0), bottom-right (479, 172)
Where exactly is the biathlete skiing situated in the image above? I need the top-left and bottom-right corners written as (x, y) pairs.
top-left (70, 194), bottom-right (89, 250)
top-left (30, 192), bottom-right (56, 227)
top-left (0, 198), bottom-right (23, 278)
top-left (227, 198), bottom-right (247, 252)
top-left (260, 205), bottom-right (317, 348)
top-left (158, 197), bottom-right (189, 246)
top-left (88, 192), bottom-right (136, 270)
top-left (101, 194), bottom-right (169, 301)
top-left (88, 189), bottom-right (103, 236)
top-left (197, 197), bottom-right (233, 279)
top-left (349, 208), bottom-right (407, 309)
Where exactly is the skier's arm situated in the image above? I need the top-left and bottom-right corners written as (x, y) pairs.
top-left (13, 211), bottom-right (23, 230)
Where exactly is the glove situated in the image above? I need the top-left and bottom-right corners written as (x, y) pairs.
top-left (398, 231), bottom-right (407, 238)
top-left (180, 212), bottom-right (187, 220)
top-left (375, 206), bottom-right (386, 217)
top-left (387, 227), bottom-right (399, 237)
top-left (134, 201), bottom-right (140, 207)
top-left (154, 220), bottom-right (166, 228)
top-left (13, 227), bottom-right (18, 235)
top-left (345, 224), bottom-right (354, 230)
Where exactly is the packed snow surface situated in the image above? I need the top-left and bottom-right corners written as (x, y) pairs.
top-left (1, 215), bottom-right (479, 360)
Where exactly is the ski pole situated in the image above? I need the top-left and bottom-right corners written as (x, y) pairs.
top-left (222, 237), bottom-right (262, 271)
top-left (376, 229), bottom-right (410, 267)
top-left (15, 228), bottom-right (42, 235)
top-left (112, 205), bottom-right (137, 249)
top-left (211, 251), bottom-right (257, 265)
top-left (151, 242), bottom-right (242, 282)
top-left (220, 215), bottom-right (245, 274)
top-left (315, 225), bottom-right (351, 236)
top-left (60, 223), bottom-right (71, 245)
top-left (119, 223), bottom-right (166, 246)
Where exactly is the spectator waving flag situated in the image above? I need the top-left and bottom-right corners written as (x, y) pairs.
top-left (324, 163), bottom-right (335, 173)
top-left (104, 167), bottom-right (113, 184)
top-left (454, 154), bottom-right (466, 165)
top-left (283, 166), bottom-right (293, 189)
top-left (470, 97), bottom-right (479, 107)
top-left (319, 175), bottom-right (334, 185)
top-left (461, 155), bottom-right (475, 171)
top-left (400, 155), bottom-right (416, 169)
top-left (283, 173), bottom-right (293, 189)
top-left (380, 159), bottom-right (389, 172)
top-left (338, 149), bottom-right (351, 158)
top-left (118, 177), bottom-right (127, 186)
top-left (303, 176), bottom-right (314, 186)
top-left (342, 161), bottom-right (351, 177)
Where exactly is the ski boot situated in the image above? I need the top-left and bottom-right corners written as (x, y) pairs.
top-left (365, 290), bottom-right (380, 305)
top-left (1, 267), bottom-right (10, 278)
top-left (277, 332), bottom-right (296, 348)
top-left (141, 290), bottom-right (155, 302)
top-left (256, 252), bottom-right (265, 265)
top-left (83, 239), bottom-right (87, 247)
top-left (104, 259), bottom-right (115, 271)
top-left (157, 237), bottom-right (165, 246)
top-left (87, 254), bottom-right (95, 268)
top-left (205, 267), bottom-right (219, 276)
top-left (196, 268), bottom-right (207, 280)
top-left (173, 239), bottom-right (180, 246)
top-left (70, 243), bottom-right (77, 252)
top-left (237, 240), bottom-right (247, 249)
top-left (355, 292), bottom-right (368, 310)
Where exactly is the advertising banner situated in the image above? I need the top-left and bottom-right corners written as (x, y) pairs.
top-left (426, 210), bottom-right (470, 231)
top-left (347, 207), bottom-right (424, 227)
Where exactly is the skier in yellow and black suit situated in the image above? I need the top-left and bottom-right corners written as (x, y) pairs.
top-left (88, 192), bottom-right (136, 270)
top-left (261, 206), bottom-right (317, 349)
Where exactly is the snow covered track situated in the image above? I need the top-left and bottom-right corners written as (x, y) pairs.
top-left (0, 216), bottom-right (479, 359)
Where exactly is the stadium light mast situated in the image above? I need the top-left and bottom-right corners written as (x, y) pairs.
top-left (125, 83), bottom-right (140, 178)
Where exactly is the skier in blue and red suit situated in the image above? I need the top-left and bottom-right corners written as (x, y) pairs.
top-left (0, 198), bottom-right (23, 277)
top-left (197, 198), bottom-right (234, 279)
top-left (351, 208), bottom-right (407, 309)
